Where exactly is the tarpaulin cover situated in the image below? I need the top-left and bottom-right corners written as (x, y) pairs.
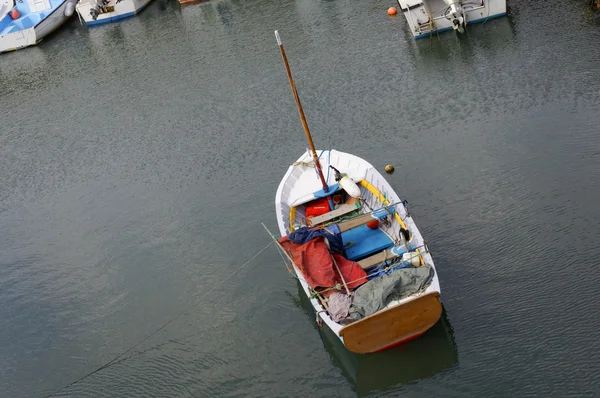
top-left (287, 225), bottom-right (345, 256)
top-left (349, 265), bottom-right (434, 320)
top-left (279, 236), bottom-right (367, 297)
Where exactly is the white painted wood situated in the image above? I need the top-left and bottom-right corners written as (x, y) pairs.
top-left (0, 28), bottom-right (36, 54)
top-left (0, 0), bottom-right (13, 18)
top-left (28, 0), bottom-right (51, 12)
top-left (275, 149), bottom-right (441, 348)
top-left (1, 0), bottom-right (74, 54)
top-left (308, 204), bottom-right (359, 226)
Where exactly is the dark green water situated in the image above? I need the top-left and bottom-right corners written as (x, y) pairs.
top-left (1, 0), bottom-right (599, 396)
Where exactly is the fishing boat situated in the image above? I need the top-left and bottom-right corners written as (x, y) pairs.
top-left (267, 31), bottom-right (442, 354)
top-left (0, 0), bottom-right (77, 53)
top-left (75, 0), bottom-right (153, 25)
top-left (397, 0), bottom-right (506, 39)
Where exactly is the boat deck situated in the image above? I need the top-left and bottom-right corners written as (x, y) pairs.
top-left (425, 0), bottom-right (450, 16)
top-left (0, 0), bottom-right (62, 35)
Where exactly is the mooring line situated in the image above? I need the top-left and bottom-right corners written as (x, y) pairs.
top-left (46, 239), bottom-right (274, 397)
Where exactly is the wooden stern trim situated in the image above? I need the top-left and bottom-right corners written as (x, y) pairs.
top-left (338, 292), bottom-right (442, 354)
top-left (357, 247), bottom-right (398, 269)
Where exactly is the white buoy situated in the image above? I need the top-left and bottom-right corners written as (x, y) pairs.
top-left (338, 175), bottom-right (362, 198)
top-left (64, 0), bottom-right (76, 16)
top-left (330, 165), bottom-right (362, 198)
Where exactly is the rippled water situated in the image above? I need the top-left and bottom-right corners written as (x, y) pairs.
top-left (1, 0), bottom-right (600, 396)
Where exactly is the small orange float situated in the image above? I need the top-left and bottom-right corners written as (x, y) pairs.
top-left (387, 7), bottom-right (397, 16)
top-left (366, 219), bottom-right (380, 229)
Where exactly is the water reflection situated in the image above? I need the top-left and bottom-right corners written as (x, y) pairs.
top-left (293, 283), bottom-right (458, 396)
top-left (0, 47), bottom-right (49, 95)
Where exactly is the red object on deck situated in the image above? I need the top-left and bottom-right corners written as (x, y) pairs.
top-left (366, 219), bottom-right (380, 229)
top-left (305, 194), bottom-right (343, 218)
top-left (305, 197), bottom-right (330, 217)
top-left (10, 8), bottom-right (20, 19)
top-left (279, 237), bottom-right (367, 296)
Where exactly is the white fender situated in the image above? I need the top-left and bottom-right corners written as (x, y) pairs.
top-left (64, 0), bottom-right (76, 16)
top-left (339, 176), bottom-right (361, 198)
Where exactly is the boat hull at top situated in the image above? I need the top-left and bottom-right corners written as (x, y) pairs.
top-left (397, 0), bottom-right (506, 39)
top-left (76, 0), bottom-right (153, 26)
top-left (0, 0), bottom-right (76, 53)
top-left (275, 149), bottom-right (442, 354)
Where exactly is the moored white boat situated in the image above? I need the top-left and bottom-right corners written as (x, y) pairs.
top-left (274, 150), bottom-right (442, 353)
top-left (0, 0), bottom-right (76, 53)
top-left (75, 0), bottom-right (152, 25)
top-left (269, 31), bottom-right (443, 354)
top-left (397, 0), bottom-right (506, 39)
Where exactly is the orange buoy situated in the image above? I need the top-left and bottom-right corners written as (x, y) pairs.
top-left (387, 7), bottom-right (397, 16)
top-left (10, 8), bottom-right (20, 19)
top-left (366, 219), bottom-right (380, 229)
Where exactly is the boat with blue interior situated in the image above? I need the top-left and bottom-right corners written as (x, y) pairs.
top-left (267, 31), bottom-right (443, 354)
top-left (0, 0), bottom-right (76, 53)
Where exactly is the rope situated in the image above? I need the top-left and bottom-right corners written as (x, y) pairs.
top-left (309, 284), bottom-right (342, 299)
top-left (262, 223), bottom-right (304, 283)
top-left (261, 224), bottom-right (429, 315)
top-left (292, 161), bottom-right (314, 168)
top-left (307, 246), bottom-right (429, 300)
top-left (482, 0), bottom-right (491, 24)
top-left (45, 240), bottom-right (274, 397)
top-left (274, 242), bottom-right (300, 279)
top-left (309, 247), bottom-right (430, 300)
top-left (330, 254), bottom-right (350, 296)
top-left (312, 201), bottom-right (403, 230)
top-left (292, 150), bottom-right (332, 183)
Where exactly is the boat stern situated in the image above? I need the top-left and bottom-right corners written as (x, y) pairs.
top-left (338, 292), bottom-right (442, 354)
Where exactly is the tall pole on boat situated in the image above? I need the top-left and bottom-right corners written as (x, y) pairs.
top-left (275, 30), bottom-right (333, 210)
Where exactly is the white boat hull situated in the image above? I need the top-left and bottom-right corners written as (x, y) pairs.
top-left (397, 0), bottom-right (506, 39)
top-left (76, 0), bottom-right (153, 26)
top-left (275, 149), bottom-right (441, 353)
top-left (0, 0), bottom-right (73, 53)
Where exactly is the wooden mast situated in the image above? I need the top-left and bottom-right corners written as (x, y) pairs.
top-left (275, 30), bottom-right (333, 209)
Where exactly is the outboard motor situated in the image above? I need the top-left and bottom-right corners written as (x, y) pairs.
top-left (89, 5), bottom-right (99, 19)
top-left (444, 1), bottom-right (466, 33)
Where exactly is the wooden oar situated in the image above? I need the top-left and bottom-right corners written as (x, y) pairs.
top-left (330, 253), bottom-right (351, 296)
top-left (275, 30), bottom-right (334, 210)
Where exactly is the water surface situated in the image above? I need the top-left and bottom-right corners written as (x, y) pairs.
top-left (1, 0), bottom-right (600, 396)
